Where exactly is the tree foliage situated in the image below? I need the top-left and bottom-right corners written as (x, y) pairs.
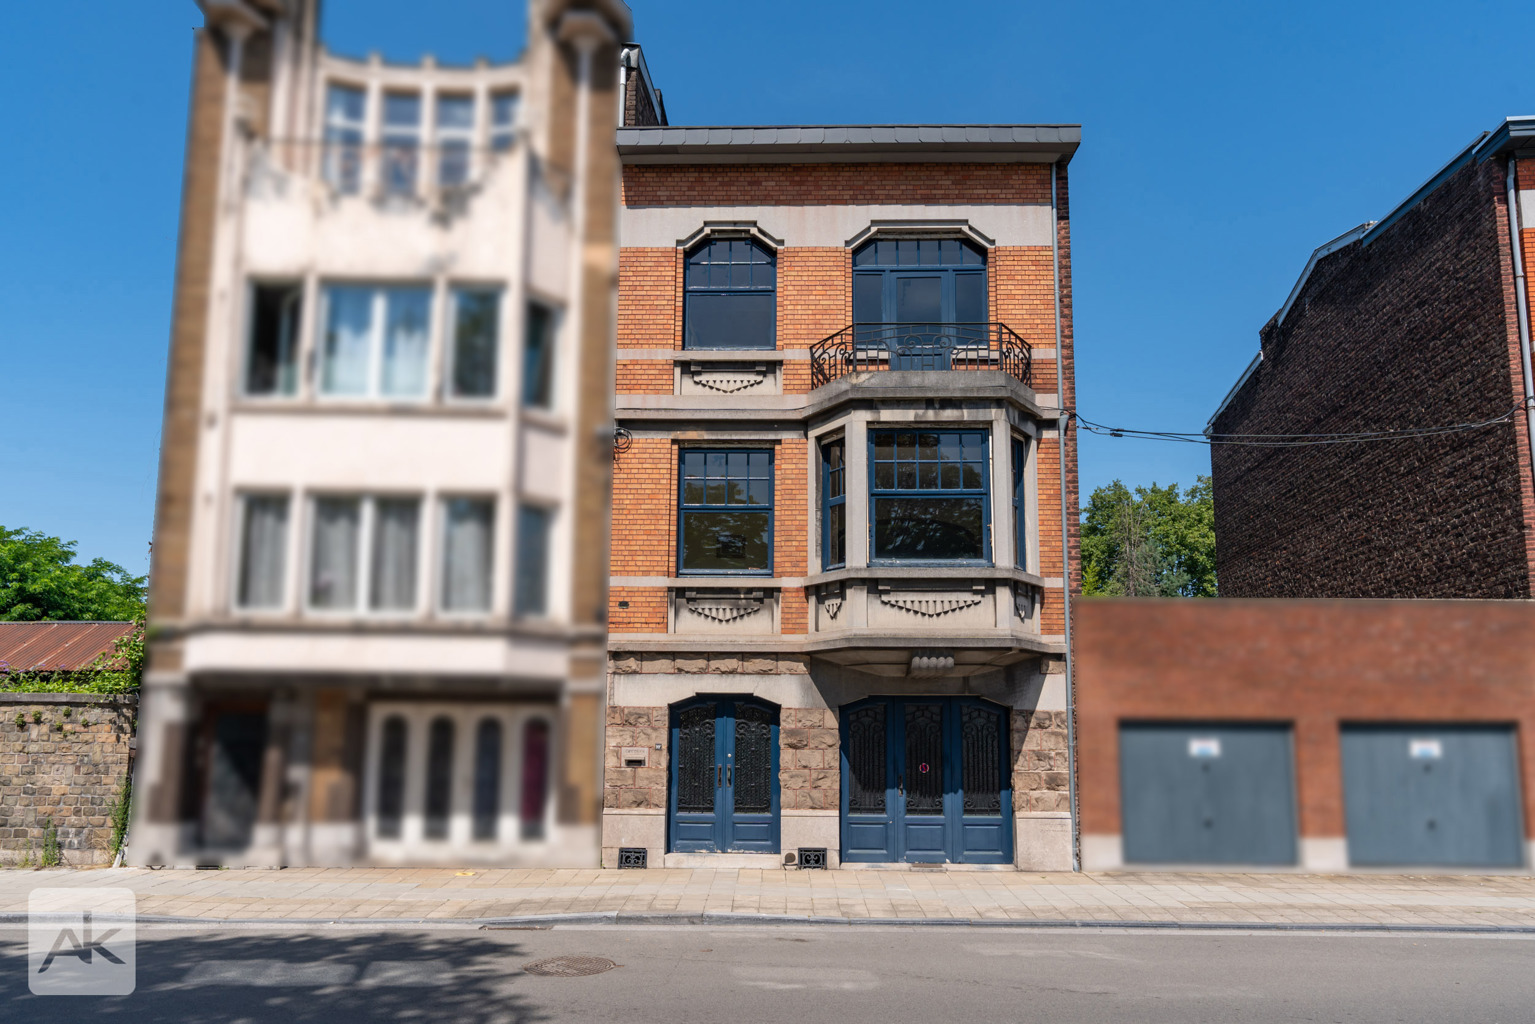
top-left (0, 526), bottom-right (147, 622)
top-left (1081, 476), bottom-right (1217, 597)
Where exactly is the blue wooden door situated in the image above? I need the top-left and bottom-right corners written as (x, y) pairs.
top-left (669, 698), bottom-right (780, 853)
top-left (840, 697), bottom-right (1011, 864)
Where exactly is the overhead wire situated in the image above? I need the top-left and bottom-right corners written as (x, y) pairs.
top-left (1073, 404), bottom-right (1527, 448)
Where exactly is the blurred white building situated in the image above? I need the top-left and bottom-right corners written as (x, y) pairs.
top-left (131, 0), bottom-right (664, 866)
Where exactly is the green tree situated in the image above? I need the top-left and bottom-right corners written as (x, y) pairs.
top-left (1081, 476), bottom-right (1217, 597)
top-left (0, 527), bottom-right (146, 621)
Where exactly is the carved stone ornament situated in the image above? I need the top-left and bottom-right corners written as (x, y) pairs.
top-left (823, 594), bottom-right (843, 619)
top-left (878, 591), bottom-right (983, 618)
top-left (686, 597), bottom-right (764, 623)
top-left (1013, 585), bottom-right (1032, 620)
top-left (690, 364), bottom-right (767, 394)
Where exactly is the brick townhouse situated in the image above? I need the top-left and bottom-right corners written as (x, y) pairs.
top-left (131, 0), bottom-right (659, 867)
top-left (603, 125), bottom-right (1082, 869)
top-left (1208, 117), bottom-right (1535, 598)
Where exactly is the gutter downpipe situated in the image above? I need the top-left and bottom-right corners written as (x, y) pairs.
top-left (1505, 159), bottom-right (1535, 484)
top-left (1051, 159), bottom-right (1079, 872)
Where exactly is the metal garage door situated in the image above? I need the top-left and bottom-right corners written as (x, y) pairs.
top-left (1120, 723), bottom-right (1298, 866)
top-left (1341, 725), bottom-right (1525, 868)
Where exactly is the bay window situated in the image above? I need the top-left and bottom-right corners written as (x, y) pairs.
top-left (235, 494), bottom-right (289, 610)
top-left (450, 288), bottom-right (500, 398)
top-left (435, 93), bottom-right (474, 187)
top-left (870, 430), bottom-right (989, 563)
top-left (381, 92), bottom-right (421, 196)
top-left (322, 84), bottom-right (365, 194)
top-left (308, 495), bottom-right (422, 612)
top-left (678, 449), bottom-right (773, 574)
top-left (822, 439), bottom-right (846, 570)
top-left (441, 497), bottom-right (495, 612)
top-left (321, 285), bottom-right (432, 399)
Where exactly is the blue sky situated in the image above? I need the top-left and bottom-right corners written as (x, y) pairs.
top-left (1, 0), bottom-right (1532, 572)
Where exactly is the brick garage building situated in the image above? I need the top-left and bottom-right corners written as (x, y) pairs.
top-left (1209, 118), bottom-right (1535, 598)
top-left (1076, 599), bottom-right (1535, 872)
top-left (605, 125), bottom-right (1081, 869)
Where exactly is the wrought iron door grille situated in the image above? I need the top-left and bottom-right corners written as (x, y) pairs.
top-left (797, 847), bottom-right (829, 869)
top-left (809, 322), bottom-right (1031, 388)
top-left (618, 847), bottom-right (648, 868)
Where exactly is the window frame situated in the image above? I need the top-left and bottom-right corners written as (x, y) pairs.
top-left (445, 285), bottom-right (503, 401)
top-left (867, 428), bottom-right (992, 566)
top-left (318, 282), bottom-right (435, 402)
top-left (1011, 435), bottom-right (1028, 570)
top-left (438, 494), bottom-right (497, 616)
top-left (302, 493), bottom-right (426, 616)
top-left (433, 92), bottom-right (476, 188)
top-left (513, 503), bottom-right (554, 618)
top-left (233, 491), bottom-right (291, 612)
top-left (821, 437), bottom-right (846, 571)
top-left (489, 90), bottom-right (519, 151)
top-left (676, 447), bottom-right (776, 577)
top-left (850, 237), bottom-right (988, 325)
top-left (322, 81), bottom-right (367, 194)
top-left (521, 300), bottom-right (559, 410)
top-left (241, 280), bottom-right (303, 399)
top-left (682, 237), bottom-right (777, 351)
top-left (379, 90), bottom-right (423, 197)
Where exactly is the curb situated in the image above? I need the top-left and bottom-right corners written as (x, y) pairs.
top-left (4, 911), bottom-right (1535, 935)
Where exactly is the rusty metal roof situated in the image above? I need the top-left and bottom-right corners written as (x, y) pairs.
top-left (0, 621), bottom-right (134, 673)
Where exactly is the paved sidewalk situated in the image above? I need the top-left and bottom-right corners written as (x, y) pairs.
top-left (7, 867), bottom-right (1535, 930)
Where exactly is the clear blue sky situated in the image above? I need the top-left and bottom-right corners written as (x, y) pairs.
top-left (2, 1), bottom-right (1532, 573)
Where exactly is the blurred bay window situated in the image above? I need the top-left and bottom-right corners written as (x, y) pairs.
top-left (490, 91), bottom-right (519, 151)
top-left (308, 496), bottom-right (423, 612)
top-left (450, 288), bottom-right (501, 398)
top-left (522, 302), bottom-right (557, 408)
top-left (322, 84), bottom-right (365, 193)
top-left (321, 285), bottom-right (432, 399)
top-left (441, 497), bottom-right (495, 613)
top-left (235, 494), bottom-right (289, 610)
top-left (514, 505), bottom-right (552, 617)
top-left (435, 94), bottom-right (475, 187)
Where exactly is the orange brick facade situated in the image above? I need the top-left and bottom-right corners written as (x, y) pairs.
top-left (621, 162), bottom-right (1052, 207)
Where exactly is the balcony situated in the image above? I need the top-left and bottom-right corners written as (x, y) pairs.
top-left (809, 322), bottom-right (1032, 389)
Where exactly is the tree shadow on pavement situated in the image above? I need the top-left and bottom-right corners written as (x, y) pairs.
top-left (0, 929), bottom-right (549, 1024)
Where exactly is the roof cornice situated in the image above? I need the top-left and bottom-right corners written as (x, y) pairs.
top-left (617, 124), bottom-right (1080, 165)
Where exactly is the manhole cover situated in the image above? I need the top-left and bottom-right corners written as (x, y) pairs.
top-left (523, 956), bottom-right (619, 977)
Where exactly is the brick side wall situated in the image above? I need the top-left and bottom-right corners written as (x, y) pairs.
top-left (617, 248), bottom-right (679, 352)
top-left (622, 163), bottom-right (1052, 207)
top-left (1210, 158), bottom-right (1530, 598)
top-left (1075, 599), bottom-right (1535, 841)
top-left (0, 694), bottom-right (135, 866)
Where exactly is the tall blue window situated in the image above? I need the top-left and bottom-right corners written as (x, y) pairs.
top-left (822, 439), bottom-right (846, 570)
top-left (684, 239), bottom-right (776, 349)
top-left (1011, 437), bottom-right (1027, 569)
top-left (678, 450), bottom-right (773, 574)
top-left (852, 238), bottom-right (987, 327)
top-left (870, 430), bottom-right (989, 563)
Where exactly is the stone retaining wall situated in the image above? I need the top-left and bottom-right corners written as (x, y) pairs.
top-left (0, 693), bottom-right (136, 866)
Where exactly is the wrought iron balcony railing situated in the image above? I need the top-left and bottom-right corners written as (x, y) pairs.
top-left (809, 322), bottom-right (1032, 389)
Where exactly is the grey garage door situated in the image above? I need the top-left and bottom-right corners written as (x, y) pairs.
top-left (1341, 725), bottom-right (1525, 868)
top-left (1120, 723), bottom-right (1297, 866)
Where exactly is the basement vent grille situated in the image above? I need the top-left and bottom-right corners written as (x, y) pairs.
top-left (618, 847), bottom-right (648, 869)
top-left (797, 847), bottom-right (828, 869)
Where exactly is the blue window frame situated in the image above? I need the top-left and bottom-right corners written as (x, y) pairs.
top-left (821, 438), bottom-right (846, 570)
top-left (684, 238), bottom-right (776, 350)
top-left (852, 238), bottom-right (987, 328)
top-left (678, 449), bottom-right (773, 574)
top-left (870, 430), bottom-right (990, 563)
top-left (1011, 436), bottom-right (1027, 569)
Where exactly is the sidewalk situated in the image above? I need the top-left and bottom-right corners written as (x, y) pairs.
top-left (8, 867), bottom-right (1535, 930)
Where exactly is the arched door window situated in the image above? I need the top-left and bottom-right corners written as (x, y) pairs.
top-left (684, 238), bottom-right (776, 349)
top-left (376, 715), bottom-right (407, 839)
top-left (852, 238), bottom-right (987, 326)
top-left (472, 718), bottom-right (502, 841)
top-left (520, 719), bottom-right (550, 840)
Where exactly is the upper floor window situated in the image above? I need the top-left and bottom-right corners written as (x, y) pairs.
top-left (683, 239), bottom-right (775, 350)
top-left (822, 439), bottom-right (846, 570)
top-left (490, 92), bottom-right (519, 151)
top-left (852, 238), bottom-right (987, 326)
top-left (323, 84), bottom-right (366, 194)
top-left (1011, 437), bottom-right (1027, 569)
top-left (244, 283), bottom-right (302, 397)
top-left (308, 495), bottom-right (422, 612)
top-left (678, 449), bottom-right (773, 574)
top-left (235, 493), bottom-right (289, 610)
top-left (441, 496), bottom-right (495, 613)
top-left (514, 504), bottom-right (552, 616)
top-left (321, 285), bottom-right (431, 399)
top-left (870, 430), bottom-right (989, 563)
top-left (435, 94), bottom-right (475, 187)
top-left (381, 92), bottom-right (422, 195)
top-left (450, 288), bottom-right (500, 399)
top-left (522, 302), bottom-right (557, 409)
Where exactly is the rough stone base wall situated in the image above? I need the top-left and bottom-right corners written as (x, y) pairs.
top-left (1013, 709), bottom-right (1070, 812)
top-left (0, 694), bottom-right (136, 866)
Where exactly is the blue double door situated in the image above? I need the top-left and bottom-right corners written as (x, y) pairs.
top-left (841, 697), bottom-right (1012, 864)
top-left (669, 698), bottom-right (780, 853)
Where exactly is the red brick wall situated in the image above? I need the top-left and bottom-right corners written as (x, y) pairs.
top-left (1075, 599), bottom-right (1535, 840)
top-left (617, 248), bottom-right (679, 351)
top-left (622, 163), bottom-right (1051, 207)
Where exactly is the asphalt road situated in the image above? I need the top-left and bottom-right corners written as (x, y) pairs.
top-left (2, 923), bottom-right (1532, 1023)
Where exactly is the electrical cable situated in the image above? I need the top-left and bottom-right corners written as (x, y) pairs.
top-left (1074, 404), bottom-right (1527, 447)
